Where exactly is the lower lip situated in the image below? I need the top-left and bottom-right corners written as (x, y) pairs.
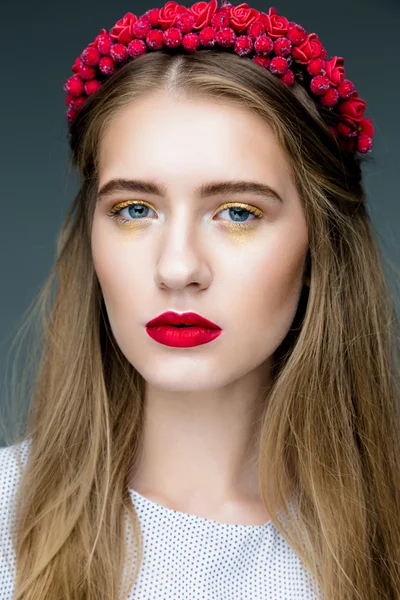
top-left (145, 325), bottom-right (222, 347)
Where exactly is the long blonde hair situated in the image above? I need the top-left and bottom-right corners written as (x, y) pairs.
top-left (2, 50), bottom-right (400, 599)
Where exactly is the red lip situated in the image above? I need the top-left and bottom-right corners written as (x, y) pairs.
top-left (146, 311), bottom-right (221, 329)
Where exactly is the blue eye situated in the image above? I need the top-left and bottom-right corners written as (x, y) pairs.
top-left (119, 203), bottom-right (156, 220)
top-left (219, 206), bottom-right (258, 223)
top-left (107, 201), bottom-right (264, 226)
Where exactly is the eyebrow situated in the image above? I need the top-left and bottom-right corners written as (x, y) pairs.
top-left (96, 178), bottom-right (283, 204)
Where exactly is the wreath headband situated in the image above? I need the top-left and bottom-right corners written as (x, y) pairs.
top-left (64, 0), bottom-right (374, 155)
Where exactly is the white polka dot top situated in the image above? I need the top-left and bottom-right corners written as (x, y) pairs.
top-left (0, 439), bottom-right (321, 599)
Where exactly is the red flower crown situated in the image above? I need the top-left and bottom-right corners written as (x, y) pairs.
top-left (64, 0), bottom-right (374, 155)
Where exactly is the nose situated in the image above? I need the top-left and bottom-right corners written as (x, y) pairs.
top-left (153, 214), bottom-right (212, 292)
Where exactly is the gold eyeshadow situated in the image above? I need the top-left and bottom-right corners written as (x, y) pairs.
top-left (215, 202), bottom-right (264, 220)
top-left (108, 199), bottom-right (156, 215)
top-left (107, 200), bottom-right (265, 244)
top-left (224, 222), bottom-right (259, 244)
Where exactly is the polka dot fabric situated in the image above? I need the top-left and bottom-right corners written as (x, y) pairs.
top-left (1, 440), bottom-right (322, 599)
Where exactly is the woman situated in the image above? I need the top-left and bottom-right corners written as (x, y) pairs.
top-left (1, 2), bottom-right (399, 599)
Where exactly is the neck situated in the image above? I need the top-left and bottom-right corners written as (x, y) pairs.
top-left (128, 364), bottom-right (272, 515)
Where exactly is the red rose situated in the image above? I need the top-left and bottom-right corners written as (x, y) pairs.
top-left (292, 33), bottom-right (325, 64)
top-left (338, 92), bottom-right (366, 124)
top-left (189, 0), bottom-right (218, 29)
top-left (259, 7), bottom-right (289, 40)
top-left (359, 118), bottom-right (374, 138)
top-left (158, 1), bottom-right (189, 30)
top-left (229, 3), bottom-right (260, 34)
top-left (110, 13), bottom-right (138, 44)
top-left (325, 56), bottom-right (346, 87)
top-left (338, 117), bottom-right (359, 137)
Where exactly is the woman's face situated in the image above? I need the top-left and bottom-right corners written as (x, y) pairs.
top-left (91, 92), bottom-right (309, 392)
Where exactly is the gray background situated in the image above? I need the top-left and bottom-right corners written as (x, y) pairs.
top-left (1, 0), bottom-right (399, 445)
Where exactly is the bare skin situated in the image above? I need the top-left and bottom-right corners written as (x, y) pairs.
top-left (91, 92), bottom-right (310, 526)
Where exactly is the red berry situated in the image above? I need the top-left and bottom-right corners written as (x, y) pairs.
top-left (310, 75), bottom-right (330, 95)
top-left (234, 35), bottom-right (252, 56)
top-left (81, 46), bottom-right (100, 66)
top-left (337, 79), bottom-right (355, 99)
top-left (146, 7), bottom-right (161, 27)
top-left (78, 63), bottom-right (97, 80)
top-left (307, 58), bottom-right (326, 77)
top-left (98, 56), bottom-right (116, 75)
top-left (247, 20), bottom-right (265, 39)
top-left (199, 26), bottom-right (217, 47)
top-left (71, 57), bottom-right (81, 73)
top-left (286, 23), bottom-right (307, 45)
top-left (69, 95), bottom-right (86, 110)
top-left (182, 32), bottom-right (200, 51)
top-left (254, 34), bottom-right (273, 56)
top-left (64, 75), bottom-right (84, 96)
top-left (175, 12), bottom-right (195, 33)
top-left (269, 56), bottom-right (289, 75)
top-left (66, 107), bottom-right (77, 122)
top-left (216, 27), bottom-right (236, 47)
top-left (110, 43), bottom-right (128, 62)
top-left (280, 69), bottom-right (295, 86)
top-left (357, 134), bottom-right (373, 153)
top-left (84, 79), bottom-right (102, 95)
top-left (163, 27), bottom-right (182, 48)
top-left (97, 34), bottom-right (112, 55)
top-left (273, 37), bottom-right (292, 57)
top-left (252, 55), bottom-right (270, 68)
top-left (320, 87), bottom-right (339, 107)
top-left (128, 38), bottom-right (147, 56)
top-left (132, 17), bottom-right (152, 39)
top-left (211, 11), bottom-right (230, 30)
top-left (145, 29), bottom-right (164, 52)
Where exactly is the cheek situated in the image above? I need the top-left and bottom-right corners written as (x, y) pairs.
top-left (260, 251), bottom-right (305, 308)
top-left (203, 237), bottom-right (307, 384)
top-left (91, 222), bottom-right (146, 319)
top-left (228, 235), bottom-right (307, 337)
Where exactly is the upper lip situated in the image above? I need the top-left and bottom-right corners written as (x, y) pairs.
top-left (146, 311), bottom-right (221, 329)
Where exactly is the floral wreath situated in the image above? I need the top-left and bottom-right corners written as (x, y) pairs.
top-left (64, 0), bottom-right (374, 155)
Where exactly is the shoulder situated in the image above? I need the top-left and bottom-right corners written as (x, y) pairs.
top-left (0, 439), bottom-right (30, 598)
top-left (0, 438), bottom-right (31, 502)
top-left (0, 439), bottom-right (31, 548)
top-left (0, 439), bottom-right (31, 592)
top-left (0, 438), bottom-right (31, 526)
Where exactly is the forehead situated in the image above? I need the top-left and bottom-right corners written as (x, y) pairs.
top-left (98, 93), bottom-right (294, 195)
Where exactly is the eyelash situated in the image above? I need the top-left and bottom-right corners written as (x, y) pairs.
top-left (106, 200), bottom-right (265, 226)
